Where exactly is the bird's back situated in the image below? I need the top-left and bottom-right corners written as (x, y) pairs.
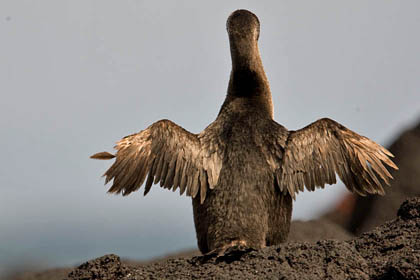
top-left (193, 107), bottom-right (291, 253)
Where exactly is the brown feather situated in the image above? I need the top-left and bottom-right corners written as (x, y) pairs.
top-left (153, 150), bottom-right (166, 184)
top-left (172, 153), bottom-right (184, 192)
top-left (144, 160), bottom-right (155, 196)
top-left (90, 151), bottom-right (115, 160)
top-left (190, 169), bottom-right (200, 198)
top-left (200, 169), bottom-right (207, 204)
top-left (164, 155), bottom-right (177, 189)
top-left (179, 162), bottom-right (189, 195)
top-left (279, 118), bottom-right (397, 199)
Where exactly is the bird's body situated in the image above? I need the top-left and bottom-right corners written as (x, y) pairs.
top-left (193, 109), bottom-right (292, 252)
top-left (92, 10), bottom-right (397, 255)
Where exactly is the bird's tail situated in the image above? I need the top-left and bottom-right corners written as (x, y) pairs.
top-left (90, 151), bottom-right (115, 160)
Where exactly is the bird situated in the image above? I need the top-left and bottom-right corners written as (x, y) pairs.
top-left (91, 9), bottom-right (398, 255)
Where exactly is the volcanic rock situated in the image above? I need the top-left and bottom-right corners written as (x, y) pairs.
top-left (67, 197), bottom-right (420, 280)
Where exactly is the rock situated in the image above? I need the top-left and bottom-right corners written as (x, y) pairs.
top-left (397, 197), bottom-right (420, 220)
top-left (68, 254), bottom-right (129, 280)
top-left (352, 197), bottom-right (420, 279)
top-left (66, 197), bottom-right (420, 280)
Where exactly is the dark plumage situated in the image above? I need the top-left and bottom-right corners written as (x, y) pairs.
top-left (91, 10), bottom-right (397, 254)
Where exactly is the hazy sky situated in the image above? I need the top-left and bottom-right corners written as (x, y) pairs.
top-left (1, 0), bottom-right (419, 272)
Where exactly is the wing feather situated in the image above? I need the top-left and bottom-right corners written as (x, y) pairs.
top-left (144, 162), bottom-right (155, 196)
top-left (179, 161), bottom-right (189, 196)
top-left (190, 169), bottom-right (200, 198)
top-left (172, 153), bottom-right (184, 192)
top-left (278, 118), bottom-right (397, 199)
top-left (199, 169), bottom-right (207, 204)
top-left (153, 149), bottom-right (166, 184)
top-left (159, 160), bottom-right (169, 188)
top-left (164, 155), bottom-right (177, 189)
top-left (91, 119), bottom-right (223, 203)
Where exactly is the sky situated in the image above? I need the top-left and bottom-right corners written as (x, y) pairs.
top-left (1, 0), bottom-right (419, 273)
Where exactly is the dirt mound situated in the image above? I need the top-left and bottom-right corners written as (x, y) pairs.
top-left (67, 254), bottom-right (129, 280)
top-left (5, 219), bottom-right (354, 280)
top-left (67, 197), bottom-right (419, 280)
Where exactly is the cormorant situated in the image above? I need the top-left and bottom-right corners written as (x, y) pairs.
top-left (91, 9), bottom-right (397, 255)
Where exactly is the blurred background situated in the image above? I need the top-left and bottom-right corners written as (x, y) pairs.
top-left (1, 0), bottom-right (419, 276)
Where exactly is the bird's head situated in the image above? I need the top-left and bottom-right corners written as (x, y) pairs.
top-left (227, 9), bottom-right (260, 42)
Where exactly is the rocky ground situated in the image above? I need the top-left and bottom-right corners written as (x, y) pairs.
top-left (5, 218), bottom-right (354, 280)
top-left (9, 197), bottom-right (419, 280)
top-left (67, 197), bottom-right (420, 279)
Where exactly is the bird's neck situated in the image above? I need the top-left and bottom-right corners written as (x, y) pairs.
top-left (223, 36), bottom-right (274, 118)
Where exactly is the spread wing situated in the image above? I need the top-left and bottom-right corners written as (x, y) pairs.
top-left (277, 118), bottom-right (398, 199)
top-left (91, 119), bottom-right (222, 204)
